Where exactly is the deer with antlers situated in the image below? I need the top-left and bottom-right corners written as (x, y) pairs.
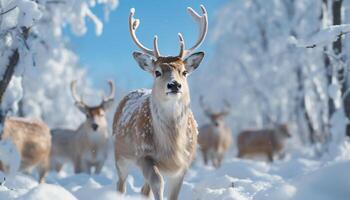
top-left (0, 117), bottom-right (51, 183)
top-left (113, 5), bottom-right (207, 200)
top-left (50, 80), bottom-right (115, 174)
top-left (198, 96), bottom-right (232, 168)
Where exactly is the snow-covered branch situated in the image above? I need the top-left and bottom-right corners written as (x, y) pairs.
top-left (292, 24), bottom-right (350, 48)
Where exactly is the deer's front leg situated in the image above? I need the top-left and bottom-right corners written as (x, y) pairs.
top-left (138, 157), bottom-right (164, 200)
top-left (74, 157), bottom-right (82, 174)
top-left (168, 171), bottom-right (186, 200)
top-left (81, 160), bottom-right (91, 174)
top-left (202, 149), bottom-right (208, 165)
top-left (94, 160), bottom-right (104, 174)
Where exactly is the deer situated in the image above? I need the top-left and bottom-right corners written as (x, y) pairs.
top-left (0, 117), bottom-right (51, 183)
top-left (237, 124), bottom-right (291, 162)
top-left (50, 80), bottom-right (114, 174)
top-left (198, 96), bottom-right (232, 168)
top-left (113, 5), bottom-right (207, 200)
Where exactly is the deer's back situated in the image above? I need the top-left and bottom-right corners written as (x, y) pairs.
top-left (113, 89), bottom-right (154, 159)
top-left (237, 129), bottom-right (277, 153)
top-left (3, 117), bottom-right (51, 168)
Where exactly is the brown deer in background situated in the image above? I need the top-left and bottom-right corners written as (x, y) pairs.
top-left (198, 96), bottom-right (232, 168)
top-left (113, 5), bottom-right (207, 200)
top-left (0, 117), bottom-right (51, 183)
top-left (50, 80), bottom-right (114, 174)
top-left (237, 124), bottom-right (291, 162)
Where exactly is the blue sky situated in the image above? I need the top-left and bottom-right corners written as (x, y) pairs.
top-left (66, 0), bottom-right (227, 90)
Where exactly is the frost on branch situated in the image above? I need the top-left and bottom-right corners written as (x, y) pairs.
top-left (291, 24), bottom-right (350, 48)
top-left (0, 0), bottom-right (119, 128)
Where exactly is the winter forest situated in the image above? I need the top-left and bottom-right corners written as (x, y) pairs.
top-left (0, 0), bottom-right (350, 199)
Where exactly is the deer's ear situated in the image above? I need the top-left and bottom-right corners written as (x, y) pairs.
top-left (102, 99), bottom-right (114, 110)
top-left (184, 52), bottom-right (204, 74)
top-left (133, 52), bottom-right (155, 73)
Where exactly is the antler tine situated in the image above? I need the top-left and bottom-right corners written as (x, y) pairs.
top-left (199, 95), bottom-right (212, 117)
top-left (221, 99), bottom-right (231, 115)
top-left (104, 80), bottom-right (115, 102)
top-left (129, 8), bottom-right (160, 57)
top-left (179, 4), bottom-right (208, 58)
top-left (178, 33), bottom-right (185, 58)
top-left (153, 36), bottom-right (161, 58)
top-left (70, 80), bottom-right (84, 105)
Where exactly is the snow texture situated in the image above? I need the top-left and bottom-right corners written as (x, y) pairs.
top-left (119, 89), bottom-right (151, 127)
top-left (0, 0), bottom-right (119, 129)
top-left (0, 141), bottom-right (349, 199)
top-left (293, 24), bottom-right (350, 48)
top-left (1, 0), bottom-right (350, 200)
top-left (0, 138), bottom-right (20, 176)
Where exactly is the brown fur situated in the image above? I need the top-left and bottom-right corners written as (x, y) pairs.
top-left (121, 5), bottom-right (206, 199)
top-left (237, 124), bottom-right (290, 162)
top-left (114, 91), bottom-right (197, 171)
top-left (113, 52), bottom-right (202, 200)
top-left (0, 117), bottom-right (51, 183)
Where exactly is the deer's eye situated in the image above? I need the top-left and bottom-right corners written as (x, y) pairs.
top-left (182, 71), bottom-right (188, 77)
top-left (155, 70), bottom-right (162, 77)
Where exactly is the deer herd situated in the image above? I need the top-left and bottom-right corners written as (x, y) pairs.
top-left (0, 5), bottom-right (292, 200)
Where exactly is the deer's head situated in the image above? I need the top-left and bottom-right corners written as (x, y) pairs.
top-left (200, 96), bottom-right (231, 127)
top-left (275, 124), bottom-right (291, 138)
top-left (129, 5), bottom-right (207, 102)
top-left (71, 80), bottom-right (115, 131)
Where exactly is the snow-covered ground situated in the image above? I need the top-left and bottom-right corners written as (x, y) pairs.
top-left (1, 140), bottom-right (350, 200)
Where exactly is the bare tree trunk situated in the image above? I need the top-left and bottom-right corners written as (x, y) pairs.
top-left (0, 49), bottom-right (19, 124)
top-left (17, 98), bottom-right (25, 117)
top-left (295, 67), bottom-right (316, 144)
top-left (329, 0), bottom-right (350, 139)
top-left (332, 0), bottom-right (342, 55)
top-left (322, 0), bottom-right (336, 120)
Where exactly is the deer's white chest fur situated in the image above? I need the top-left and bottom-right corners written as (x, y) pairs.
top-left (78, 124), bottom-right (108, 163)
top-left (150, 95), bottom-right (193, 169)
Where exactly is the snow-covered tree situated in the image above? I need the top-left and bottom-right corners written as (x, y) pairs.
top-left (0, 0), bottom-right (118, 129)
top-left (190, 0), bottom-right (348, 149)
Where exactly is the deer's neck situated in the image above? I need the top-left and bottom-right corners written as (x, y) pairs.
top-left (150, 94), bottom-right (190, 155)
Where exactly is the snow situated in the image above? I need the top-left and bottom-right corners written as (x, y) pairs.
top-left (0, 141), bottom-right (349, 199)
top-left (0, 139), bottom-right (20, 176)
top-left (16, 0), bottom-right (42, 27)
top-left (18, 184), bottom-right (77, 200)
top-left (2, 0), bottom-right (350, 199)
top-left (0, 0), bottom-right (120, 129)
top-left (119, 89), bottom-right (151, 127)
top-left (292, 24), bottom-right (350, 48)
top-left (1, 76), bottom-right (23, 116)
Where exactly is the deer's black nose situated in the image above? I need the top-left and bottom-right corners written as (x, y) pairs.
top-left (92, 123), bottom-right (98, 131)
top-left (167, 81), bottom-right (181, 92)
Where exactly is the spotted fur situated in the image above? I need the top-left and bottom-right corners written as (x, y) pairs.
top-left (0, 117), bottom-right (51, 183)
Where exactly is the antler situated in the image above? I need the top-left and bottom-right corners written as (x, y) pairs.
top-left (129, 5), bottom-right (207, 59)
top-left (129, 8), bottom-right (161, 58)
top-left (70, 80), bottom-right (86, 106)
top-left (199, 95), bottom-right (212, 117)
top-left (221, 99), bottom-right (231, 116)
top-left (102, 80), bottom-right (115, 103)
top-left (178, 5), bottom-right (208, 58)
